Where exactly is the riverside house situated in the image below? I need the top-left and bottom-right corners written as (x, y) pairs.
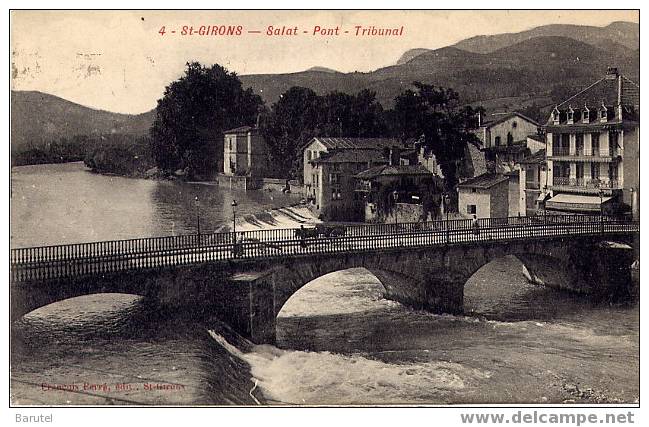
top-left (544, 67), bottom-right (639, 216)
top-left (302, 137), bottom-right (402, 221)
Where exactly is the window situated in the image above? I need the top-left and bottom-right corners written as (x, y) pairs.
top-left (507, 132), bottom-right (514, 146)
top-left (591, 133), bottom-right (600, 156)
top-left (494, 136), bottom-right (501, 146)
top-left (512, 121), bottom-right (518, 128)
top-left (472, 188), bottom-right (477, 193)
top-left (599, 104), bottom-right (608, 122)
top-left (591, 163), bottom-right (600, 180)
top-left (567, 107), bottom-right (574, 124)
top-left (609, 132), bottom-right (619, 155)
top-left (609, 162), bottom-right (619, 181)
top-left (583, 107), bottom-right (590, 123)
top-left (228, 139), bottom-right (232, 151)
top-left (331, 188), bottom-right (342, 200)
top-left (307, 151), bottom-right (312, 161)
top-left (552, 107), bottom-right (560, 124)
top-left (575, 134), bottom-right (584, 155)
top-left (467, 205), bottom-right (477, 215)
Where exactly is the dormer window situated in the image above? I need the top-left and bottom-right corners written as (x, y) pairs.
top-left (567, 106), bottom-right (574, 124)
top-left (552, 107), bottom-right (560, 125)
top-left (599, 103), bottom-right (608, 123)
top-left (582, 105), bottom-right (590, 124)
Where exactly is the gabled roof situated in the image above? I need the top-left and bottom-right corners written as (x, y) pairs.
top-left (519, 149), bottom-right (546, 165)
top-left (479, 112), bottom-right (539, 128)
top-left (527, 133), bottom-right (545, 143)
top-left (310, 137), bottom-right (401, 150)
top-left (223, 125), bottom-right (256, 134)
top-left (355, 164), bottom-right (433, 180)
top-left (311, 149), bottom-right (387, 164)
top-left (458, 173), bottom-right (509, 189)
top-left (556, 74), bottom-right (639, 110)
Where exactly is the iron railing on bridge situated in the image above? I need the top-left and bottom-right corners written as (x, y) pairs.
top-left (10, 214), bottom-right (638, 283)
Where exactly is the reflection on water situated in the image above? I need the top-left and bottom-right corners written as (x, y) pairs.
top-left (10, 162), bottom-right (300, 247)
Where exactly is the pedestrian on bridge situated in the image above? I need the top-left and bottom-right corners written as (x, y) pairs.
top-left (472, 214), bottom-right (480, 237)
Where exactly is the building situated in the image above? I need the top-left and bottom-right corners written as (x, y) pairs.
top-left (544, 67), bottom-right (639, 216)
top-left (223, 126), bottom-right (270, 178)
top-left (473, 112), bottom-right (540, 150)
top-left (355, 164), bottom-right (439, 223)
top-left (457, 173), bottom-right (509, 218)
top-left (303, 137), bottom-right (402, 220)
top-left (518, 149), bottom-right (548, 216)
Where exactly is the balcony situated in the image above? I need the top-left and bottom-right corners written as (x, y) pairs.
top-left (549, 147), bottom-right (619, 162)
top-left (550, 176), bottom-right (621, 194)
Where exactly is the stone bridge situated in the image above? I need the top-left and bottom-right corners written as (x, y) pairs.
top-left (10, 218), bottom-right (638, 344)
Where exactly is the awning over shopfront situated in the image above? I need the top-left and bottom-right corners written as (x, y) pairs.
top-left (545, 193), bottom-right (612, 213)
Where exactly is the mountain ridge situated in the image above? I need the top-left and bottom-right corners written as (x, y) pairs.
top-left (11, 23), bottom-right (639, 156)
top-left (396, 21), bottom-right (639, 64)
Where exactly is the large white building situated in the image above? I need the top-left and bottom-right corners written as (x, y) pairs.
top-left (544, 68), bottom-right (639, 216)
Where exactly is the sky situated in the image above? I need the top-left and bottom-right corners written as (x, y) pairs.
top-left (10, 10), bottom-right (639, 114)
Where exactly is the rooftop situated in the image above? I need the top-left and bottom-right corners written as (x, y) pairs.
top-left (311, 149), bottom-right (388, 164)
top-left (458, 173), bottom-right (509, 189)
top-left (355, 164), bottom-right (433, 180)
top-left (519, 149), bottom-right (547, 165)
top-left (310, 137), bottom-right (401, 150)
top-left (527, 133), bottom-right (545, 143)
top-left (548, 69), bottom-right (639, 125)
top-left (556, 73), bottom-right (639, 111)
top-left (479, 112), bottom-right (539, 128)
top-left (223, 125), bottom-right (256, 134)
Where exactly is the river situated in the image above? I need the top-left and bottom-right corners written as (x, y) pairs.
top-left (10, 162), bottom-right (639, 405)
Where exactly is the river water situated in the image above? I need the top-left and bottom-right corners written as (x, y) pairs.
top-left (10, 162), bottom-right (639, 405)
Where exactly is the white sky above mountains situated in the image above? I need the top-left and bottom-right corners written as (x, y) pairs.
top-left (11, 10), bottom-right (639, 114)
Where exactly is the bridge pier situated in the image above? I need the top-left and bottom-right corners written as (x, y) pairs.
top-left (590, 241), bottom-right (636, 301)
top-left (208, 271), bottom-right (277, 345)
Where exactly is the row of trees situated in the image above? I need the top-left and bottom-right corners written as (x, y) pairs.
top-left (12, 135), bottom-right (91, 166)
top-left (149, 62), bottom-right (483, 187)
top-left (83, 134), bottom-right (154, 176)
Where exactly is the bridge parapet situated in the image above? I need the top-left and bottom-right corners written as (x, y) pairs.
top-left (10, 215), bottom-right (638, 284)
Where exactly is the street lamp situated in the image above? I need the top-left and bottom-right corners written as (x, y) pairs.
top-left (194, 196), bottom-right (201, 246)
top-left (542, 186), bottom-right (548, 225)
top-left (443, 192), bottom-right (451, 244)
top-left (598, 189), bottom-right (604, 235)
top-left (392, 190), bottom-right (399, 232)
top-left (231, 200), bottom-right (238, 242)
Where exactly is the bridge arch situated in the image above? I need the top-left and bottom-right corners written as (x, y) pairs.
top-left (269, 255), bottom-right (419, 318)
top-left (275, 267), bottom-right (387, 318)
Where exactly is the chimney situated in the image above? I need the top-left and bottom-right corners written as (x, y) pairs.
top-left (606, 67), bottom-right (619, 79)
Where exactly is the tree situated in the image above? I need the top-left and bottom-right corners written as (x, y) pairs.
top-left (389, 82), bottom-right (482, 189)
top-left (260, 87), bottom-right (321, 179)
top-left (260, 87), bottom-right (386, 179)
top-left (150, 62), bottom-right (264, 178)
